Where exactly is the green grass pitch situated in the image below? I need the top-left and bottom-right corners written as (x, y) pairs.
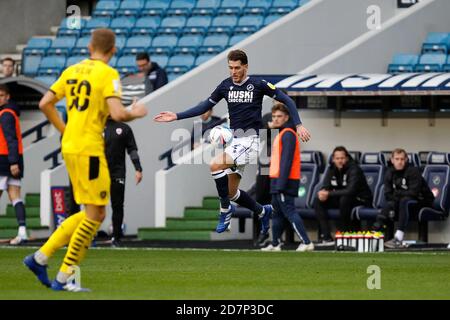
top-left (1, 247), bottom-right (449, 299)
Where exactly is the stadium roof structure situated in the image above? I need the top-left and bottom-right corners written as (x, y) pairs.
top-left (274, 73), bottom-right (450, 96)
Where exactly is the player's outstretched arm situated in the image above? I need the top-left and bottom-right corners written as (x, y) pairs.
top-left (39, 91), bottom-right (66, 134)
top-left (108, 97), bottom-right (147, 122)
top-left (154, 99), bottom-right (216, 123)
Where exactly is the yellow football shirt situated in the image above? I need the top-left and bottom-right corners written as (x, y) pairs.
top-left (50, 58), bottom-right (122, 156)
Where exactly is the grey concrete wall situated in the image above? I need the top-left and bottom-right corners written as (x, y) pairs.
top-left (0, 0), bottom-right (66, 52)
top-left (305, 0), bottom-right (449, 73)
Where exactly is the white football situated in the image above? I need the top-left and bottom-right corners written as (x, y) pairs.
top-left (209, 125), bottom-right (233, 146)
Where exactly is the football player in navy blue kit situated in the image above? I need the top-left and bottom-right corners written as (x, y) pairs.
top-left (154, 50), bottom-right (310, 240)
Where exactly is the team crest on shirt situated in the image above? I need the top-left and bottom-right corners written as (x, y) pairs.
top-left (100, 191), bottom-right (107, 199)
top-left (246, 84), bottom-right (254, 91)
top-left (116, 128), bottom-right (123, 135)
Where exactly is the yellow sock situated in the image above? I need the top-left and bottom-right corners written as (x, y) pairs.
top-left (40, 211), bottom-right (86, 258)
top-left (59, 217), bottom-right (100, 274)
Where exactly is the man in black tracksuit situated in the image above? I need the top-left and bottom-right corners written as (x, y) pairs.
top-left (104, 118), bottom-right (143, 246)
top-left (135, 52), bottom-right (168, 95)
top-left (374, 148), bottom-right (434, 248)
top-left (314, 146), bottom-right (372, 243)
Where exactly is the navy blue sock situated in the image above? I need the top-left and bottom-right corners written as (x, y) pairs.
top-left (211, 170), bottom-right (230, 210)
top-left (13, 200), bottom-right (26, 226)
top-left (230, 189), bottom-right (263, 215)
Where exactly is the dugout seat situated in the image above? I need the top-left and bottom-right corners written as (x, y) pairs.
top-left (421, 32), bottom-right (449, 54)
top-left (387, 54), bottom-right (419, 73)
top-left (414, 53), bottom-right (447, 72)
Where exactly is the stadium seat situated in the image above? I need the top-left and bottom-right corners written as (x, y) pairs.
top-left (152, 34), bottom-right (179, 49)
top-left (207, 26), bottom-right (233, 36)
top-left (212, 15), bottom-right (239, 28)
top-left (96, 0), bottom-right (120, 11)
top-left (195, 0), bottom-right (221, 9)
top-left (221, 0), bottom-right (247, 9)
top-left (66, 55), bottom-right (87, 67)
top-left (233, 26), bottom-right (257, 35)
top-left (116, 55), bottom-right (138, 75)
top-left (92, 8), bottom-right (116, 18)
top-left (83, 17), bottom-right (111, 36)
top-left (116, 0), bottom-right (145, 16)
top-left (421, 32), bottom-right (450, 54)
top-left (23, 37), bottom-right (52, 56)
top-left (272, 0), bottom-right (299, 9)
top-left (198, 46), bottom-right (223, 55)
top-left (387, 54), bottom-right (419, 73)
top-left (167, 53), bottom-right (196, 69)
top-left (148, 46), bottom-right (173, 56)
top-left (60, 17), bottom-right (87, 30)
top-left (109, 55), bottom-right (118, 67)
top-left (202, 34), bottom-right (230, 49)
top-left (246, 0), bottom-right (273, 8)
top-left (263, 13), bottom-right (284, 26)
top-left (302, 150), bottom-right (325, 172)
top-left (194, 53), bottom-right (215, 66)
top-left (37, 55), bottom-right (67, 76)
top-left (150, 54), bottom-right (169, 68)
top-left (131, 16), bottom-right (161, 36)
top-left (47, 37), bottom-right (77, 55)
top-left (160, 16), bottom-right (187, 29)
top-left (177, 34), bottom-right (204, 48)
top-left (186, 16), bottom-right (212, 29)
top-left (191, 7), bottom-right (217, 17)
top-left (352, 184), bottom-right (385, 221)
top-left (170, 0), bottom-right (196, 10)
top-left (122, 36), bottom-right (152, 55)
top-left (442, 55), bottom-right (450, 72)
top-left (242, 7), bottom-right (267, 16)
top-left (57, 27), bottom-right (81, 38)
top-left (238, 15), bottom-right (264, 29)
top-left (295, 163), bottom-right (320, 214)
top-left (166, 66), bottom-right (189, 81)
top-left (414, 53), bottom-right (447, 72)
top-left (229, 34), bottom-right (248, 47)
top-left (110, 17), bottom-right (136, 35)
top-left (22, 55), bottom-right (43, 76)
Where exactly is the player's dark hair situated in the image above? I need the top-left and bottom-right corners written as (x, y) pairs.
top-left (91, 28), bottom-right (115, 54)
top-left (332, 146), bottom-right (350, 158)
top-left (136, 52), bottom-right (150, 61)
top-left (227, 49), bottom-right (248, 65)
top-left (0, 84), bottom-right (10, 95)
top-left (271, 103), bottom-right (289, 116)
top-left (1, 57), bottom-right (15, 66)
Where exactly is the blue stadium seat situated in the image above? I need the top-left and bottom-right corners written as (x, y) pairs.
top-left (387, 54), bottom-right (419, 73)
top-left (156, 26), bottom-right (181, 36)
top-left (195, 0), bottom-right (221, 8)
top-left (242, 7), bottom-right (267, 16)
top-left (23, 38), bottom-right (52, 56)
top-left (238, 15), bottom-right (264, 28)
top-left (212, 15), bottom-right (239, 27)
top-left (295, 163), bottom-right (320, 212)
top-left (37, 55), bottom-right (67, 76)
top-left (116, 55), bottom-right (138, 75)
top-left (170, 0), bottom-right (196, 10)
top-left (198, 46), bottom-right (223, 55)
top-left (96, 0), bottom-right (121, 11)
top-left (150, 54), bottom-right (169, 68)
top-left (186, 16), bottom-right (212, 29)
top-left (268, 6), bottom-right (292, 15)
top-left (168, 54), bottom-right (196, 69)
top-left (421, 32), bottom-right (450, 54)
top-left (109, 55), bottom-right (118, 67)
top-left (302, 150), bottom-right (325, 172)
top-left (22, 55), bottom-right (43, 76)
top-left (202, 34), bottom-right (230, 49)
top-left (194, 53), bottom-right (215, 66)
top-left (217, 7), bottom-right (242, 16)
top-left (233, 26), bottom-right (257, 35)
top-left (263, 13), bottom-right (284, 26)
top-left (144, 0), bottom-right (170, 9)
top-left (34, 75), bottom-right (57, 87)
top-left (229, 34), bottom-right (248, 47)
top-left (166, 8), bottom-right (193, 17)
top-left (92, 8), bottom-right (116, 18)
top-left (414, 53), bottom-right (447, 72)
top-left (134, 16), bottom-right (161, 30)
top-left (82, 17), bottom-right (111, 35)
top-left (116, 0), bottom-right (145, 16)
top-left (123, 36), bottom-right (152, 55)
top-left (177, 34), bottom-right (204, 48)
top-left (71, 36), bottom-right (91, 55)
top-left (191, 7), bottom-right (217, 17)
top-left (47, 37), bottom-right (77, 55)
top-left (221, 0), bottom-right (247, 9)
top-left (148, 47), bottom-right (173, 56)
top-left (353, 185), bottom-right (385, 221)
top-left (152, 34), bottom-right (179, 48)
top-left (110, 17), bottom-right (136, 35)
top-left (246, 0), bottom-right (273, 8)
top-left (272, 0), bottom-right (298, 9)
top-left (160, 16), bottom-right (187, 29)
top-left (57, 27), bottom-right (81, 38)
top-left (166, 66), bottom-right (189, 81)
top-left (442, 55), bottom-right (450, 72)
top-left (207, 26), bottom-right (233, 36)
top-left (66, 55), bottom-right (87, 67)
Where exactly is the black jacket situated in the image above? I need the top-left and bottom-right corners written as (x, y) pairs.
top-left (104, 119), bottom-right (142, 179)
top-left (270, 124), bottom-right (300, 196)
top-left (322, 159), bottom-right (372, 203)
top-left (0, 105), bottom-right (23, 178)
top-left (384, 164), bottom-right (434, 205)
top-left (144, 62), bottom-right (168, 95)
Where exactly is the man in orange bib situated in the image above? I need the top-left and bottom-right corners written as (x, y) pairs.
top-left (262, 103), bottom-right (313, 252)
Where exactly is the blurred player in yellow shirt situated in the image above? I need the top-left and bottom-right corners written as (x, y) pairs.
top-left (24, 29), bottom-right (147, 291)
